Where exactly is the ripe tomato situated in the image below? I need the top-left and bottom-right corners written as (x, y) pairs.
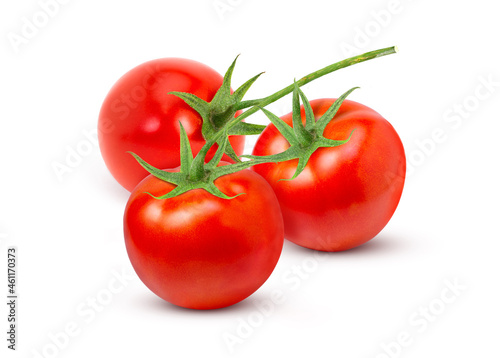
top-left (252, 99), bottom-right (405, 252)
top-left (98, 58), bottom-right (244, 192)
top-left (123, 164), bottom-right (284, 310)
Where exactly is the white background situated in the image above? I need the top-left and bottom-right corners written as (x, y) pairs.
top-left (1, 0), bottom-right (499, 357)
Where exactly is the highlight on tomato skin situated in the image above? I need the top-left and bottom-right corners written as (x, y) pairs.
top-left (98, 58), bottom-right (244, 192)
top-left (123, 165), bottom-right (284, 310)
top-left (252, 98), bottom-right (406, 252)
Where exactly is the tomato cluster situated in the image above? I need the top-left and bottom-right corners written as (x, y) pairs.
top-left (98, 49), bottom-right (405, 310)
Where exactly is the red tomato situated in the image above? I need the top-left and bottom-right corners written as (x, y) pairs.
top-left (123, 164), bottom-right (284, 310)
top-left (252, 99), bottom-right (406, 252)
top-left (98, 58), bottom-right (244, 192)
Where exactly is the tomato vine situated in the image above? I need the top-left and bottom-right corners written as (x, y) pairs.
top-left (130, 46), bottom-right (398, 199)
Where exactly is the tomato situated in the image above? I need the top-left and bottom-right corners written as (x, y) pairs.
top-left (98, 58), bottom-right (244, 192)
top-left (123, 163), bottom-right (284, 310)
top-left (252, 99), bottom-right (405, 252)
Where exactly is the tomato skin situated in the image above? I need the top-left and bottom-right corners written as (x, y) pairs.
top-left (252, 99), bottom-right (406, 252)
top-left (98, 58), bottom-right (244, 192)
top-left (123, 164), bottom-right (284, 310)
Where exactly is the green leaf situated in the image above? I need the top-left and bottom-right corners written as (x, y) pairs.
top-left (280, 152), bottom-right (314, 181)
top-left (228, 122), bottom-right (266, 136)
top-left (128, 152), bottom-right (182, 184)
top-left (260, 107), bottom-right (298, 145)
top-left (292, 81), bottom-right (314, 146)
top-left (178, 122), bottom-right (193, 174)
top-left (233, 72), bottom-right (265, 103)
top-left (297, 86), bottom-right (315, 131)
top-left (241, 146), bottom-right (301, 164)
top-left (206, 133), bottom-right (229, 171)
top-left (212, 55), bottom-right (239, 104)
top-left (204, 182), bottom-right (244, 200)
top-left (222, 138), bottom-right (242, 163)
top-left (316, 129), bottom-right (355, 148)
top-left (189, 140), bottom-right (213, 181)
top-left (145, 185), bottom-right (190, 200)
top-left (315, 87), bottom-right (359, 134)
top-left (168, 91), bottom-right (209, 120)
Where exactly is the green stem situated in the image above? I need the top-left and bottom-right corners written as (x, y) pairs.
top-left (235, 46), bottom-right (397, 124)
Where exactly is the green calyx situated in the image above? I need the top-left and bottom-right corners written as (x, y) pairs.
top-left (169, 55), bottom-right (267, 162)
top-left (129, 123), bottom-right (263, 199)
top-left (130, 46), bottom-right (398, 200)
top-left (243, 83), bottom-right (358, 180)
